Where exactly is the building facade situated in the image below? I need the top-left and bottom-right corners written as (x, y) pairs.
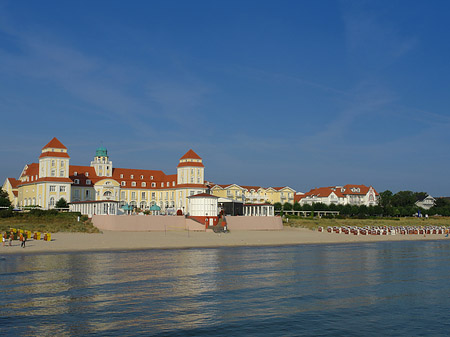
top-left (296, 185), bottom-right (379, 206)
top-left (4, 138), bottom-right (207, 212)
top-left (210, 184), bottom-right (296, 205)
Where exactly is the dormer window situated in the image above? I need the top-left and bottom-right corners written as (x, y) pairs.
top-left (142, 182), bottom-right (146, 187)
top-left (85, 172), bottom-right (89, 177)
top-left (86, 180), bottom-right (91, 185)
top-left (130, 175), bottom-right (134, 179)
top-left (74, 179), bottom-right (80, 184)
top-left (120, 174), bottom-right (123, 178)
top-left (131, 182), bottom-right (136, 187)
top-left (151, 182), bottom-right (156, 187)
top-left (121, 181), bottom-right (126, 186)
top-left (140, 175), bottom-right (144, 179)
top-left (161, 182), bottom-right (164, 187)
top-left (172, 181), bottom-right (175, 186)
top-left (74, 172), bottom-right (78, 176)
top-left (151, 176), bottom-right (153, 180)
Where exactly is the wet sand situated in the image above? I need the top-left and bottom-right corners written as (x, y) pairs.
top-left (1, 227), bottom-right (449, 255)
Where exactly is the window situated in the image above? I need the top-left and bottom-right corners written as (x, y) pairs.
top-left (165, 192), bottom-right (168, 199)
top-left (74, 172), bottom-right (78, 176)
top-left (60, 186), bottom-right (66, 192)
top-left (140, 175), bottom-right (144, 179)
top-left (190, 177), bottom-right (194, 183)
top-left (105, 181), bottom-right (111, 185)
top-left (52, 160), bottom-right (55, 167)
top-left (61, 161), bottom-right (64, 167)
top-left (141, 192), bottom-right (146, 199)
top-left (141, 182), bottom-right (146, 187)
top-left (121, 191), bottom-right (126, 199)
top-left (49, 197), bottom-right (55, 206)
top-left (74, 179), bottom-right (80, 184)
top-left (131, 192), bottom-right (136, 200)
top-left (172, 181), bottom-right (175, 186)
top-left (131, 182), bottom-right (136, 187)
top-left (151, 192), bottom-right (155, 200)
top-left (130, 175), bottom-right (134, 179)
top-left (60, 170), bottom-right (64, 177)
top-left (120, 174), bottom-right (123, 178)
top-left (190, 191), bottom-right (195, 196)
top-left (104, 191), bottom-right (112, 197)
top-left (86, 190), bottom-right (90, 197)
top-left (85, 172), bottom-right (89, 177)
top-left (161, 182), bottom-right (164, 187)
top-left (121, 181), bottom-right (126, 186)
top-left (150, 176), bottom-right (153, 180)
top-left (50, 185), bottom-right (56, 192)
top-left (86, 180), bottom-right (91, 185)
top-left (151, 182), bottom-right (156, 187)
top-left (51, 169), bottom-right (56, 177)
top-left (74, 190), bottom-right (80, 197)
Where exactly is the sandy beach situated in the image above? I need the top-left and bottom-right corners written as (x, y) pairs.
top-left (1, 227), bottom-right (449, 254)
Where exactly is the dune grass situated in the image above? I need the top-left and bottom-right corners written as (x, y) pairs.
top-left (284, 216), bottom-right (450, 230)
top-left (0, 212), bottom-right (100, 233)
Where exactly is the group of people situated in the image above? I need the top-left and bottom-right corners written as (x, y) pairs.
top-left (2, 232), bottom-right (27, 248)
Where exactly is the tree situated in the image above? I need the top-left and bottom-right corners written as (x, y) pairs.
top-left (55, 197), bottom-right (68, 209)
top-left (273, 202), bottom-right (282, 211)
top-left (0, 188), bottom-right (11, 208)
top-left (293, 202), bottom-right (302, 211)
top-left (379, 190), bottom-right (393, 209)
top-left (283, 202), bottom-right (293, 211)
top-left (391, 191), bottom-right (416, 207)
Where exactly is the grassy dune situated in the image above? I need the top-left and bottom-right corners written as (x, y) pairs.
top-left (0, 212), bottom-right (100, 233)
top-left (284, 216), bottom-right (450, 230)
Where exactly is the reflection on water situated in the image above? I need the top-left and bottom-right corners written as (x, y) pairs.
top-left (2, 241), bottom-right (450, 336)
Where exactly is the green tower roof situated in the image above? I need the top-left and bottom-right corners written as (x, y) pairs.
top-left (96, 145), bottom-right (108, 157)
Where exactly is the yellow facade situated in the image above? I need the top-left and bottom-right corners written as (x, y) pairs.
top-left (211, 184), bottom-right (296, 205)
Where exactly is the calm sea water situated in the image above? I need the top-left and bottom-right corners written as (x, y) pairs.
top-left (2, 241), bottom-right (450, 336)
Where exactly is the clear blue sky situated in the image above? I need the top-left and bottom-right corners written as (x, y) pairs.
top-left (1, 0), bottom-right (450, 196)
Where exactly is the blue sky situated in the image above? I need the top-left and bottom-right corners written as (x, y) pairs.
top-left (1, 0), bottom-right (450, 196)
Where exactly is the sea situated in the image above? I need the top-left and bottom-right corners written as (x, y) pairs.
top-left (2, 241), bottom-right (450, 336)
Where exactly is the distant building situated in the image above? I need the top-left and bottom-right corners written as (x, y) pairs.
top-left (296, 185), bottom-right (379, 206)
top-left (210, 184), bottom-right (296, 205)
top-left (415, 195), bottom-right (436, 210)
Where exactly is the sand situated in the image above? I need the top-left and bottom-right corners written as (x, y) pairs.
top-left (1, 227), bottom-right (449, 255)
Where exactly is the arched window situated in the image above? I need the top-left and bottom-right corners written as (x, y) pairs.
top-left (103, 191), bottom-right (112, 199)
top-left (49, 197), bottom-right (55, 206)
top-left (140, 201), bottom-right (146, 209)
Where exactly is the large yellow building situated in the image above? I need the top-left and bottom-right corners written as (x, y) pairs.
top-left (210, 184), bottom-right (295, 205)
top-left (4, 138), bottom-right (207, 213)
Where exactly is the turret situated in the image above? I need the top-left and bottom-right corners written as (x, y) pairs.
top-left (91, 145), bottom-right (112, 177)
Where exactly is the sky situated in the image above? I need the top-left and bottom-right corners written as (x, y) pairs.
top-left (1, 0), bottom-right (450, 196)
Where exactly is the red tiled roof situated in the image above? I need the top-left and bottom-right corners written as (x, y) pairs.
top-left (13, 191), bottom-right (18, 197)
top-left (188, 193), bottom-right (218, 198)
top-left (42, 137), bottom-right (67, 150)
top-left (177, 161), bottom-right (204, 168)
top-left (342, 184), bottom-right (379, 196)
top-left (39, 152), bottom-right (70, 159)
top-left (22, 163), bottom-right (39, 177)
top-left (180, 149), bottom-right (202, 160)
top-left (7, 178), bottom-right (20, 188)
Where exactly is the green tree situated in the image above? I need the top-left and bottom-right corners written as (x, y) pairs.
top-left (379, 190), bottom-right (393, 209)
top-left (273, 202), bottom-right (282, 211)
top-left (283, 202), bottom-right (293, 211)
top-left (0, 188), bottom-right (11, 207)
top-left (293, 202), bottom-right (302, 211)
top-left (392, 191), bottom-right (416, 207)
top-left (55, 197), bottom-right (68, 209)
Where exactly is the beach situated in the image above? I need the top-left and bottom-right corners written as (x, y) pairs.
top-left (1, 227), bottom-right (448, 254)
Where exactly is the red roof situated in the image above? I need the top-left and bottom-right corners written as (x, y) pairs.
top-left (188, 193), bottom-right (218, 198)
top-left (42, 137), bottom-right (67, 150)
top-left (39, 152), bottom-right (70, 159)
top-left (7, 178), bottom-right (20, 188)
top-left (180, 149), bottom-right (202, 160)
top-left (177, 161), bottom-right (204, 168)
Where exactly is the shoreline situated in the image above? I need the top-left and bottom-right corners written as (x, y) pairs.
top-left (1, 227), bottom-right (449, 255)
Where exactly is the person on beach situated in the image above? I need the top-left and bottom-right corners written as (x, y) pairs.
top-left (20, 234), bottom-right (24, 248)
top-left (2, 234), bottom-right (5, 247)
top-left (9, 233), bottom-right (13, 246)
